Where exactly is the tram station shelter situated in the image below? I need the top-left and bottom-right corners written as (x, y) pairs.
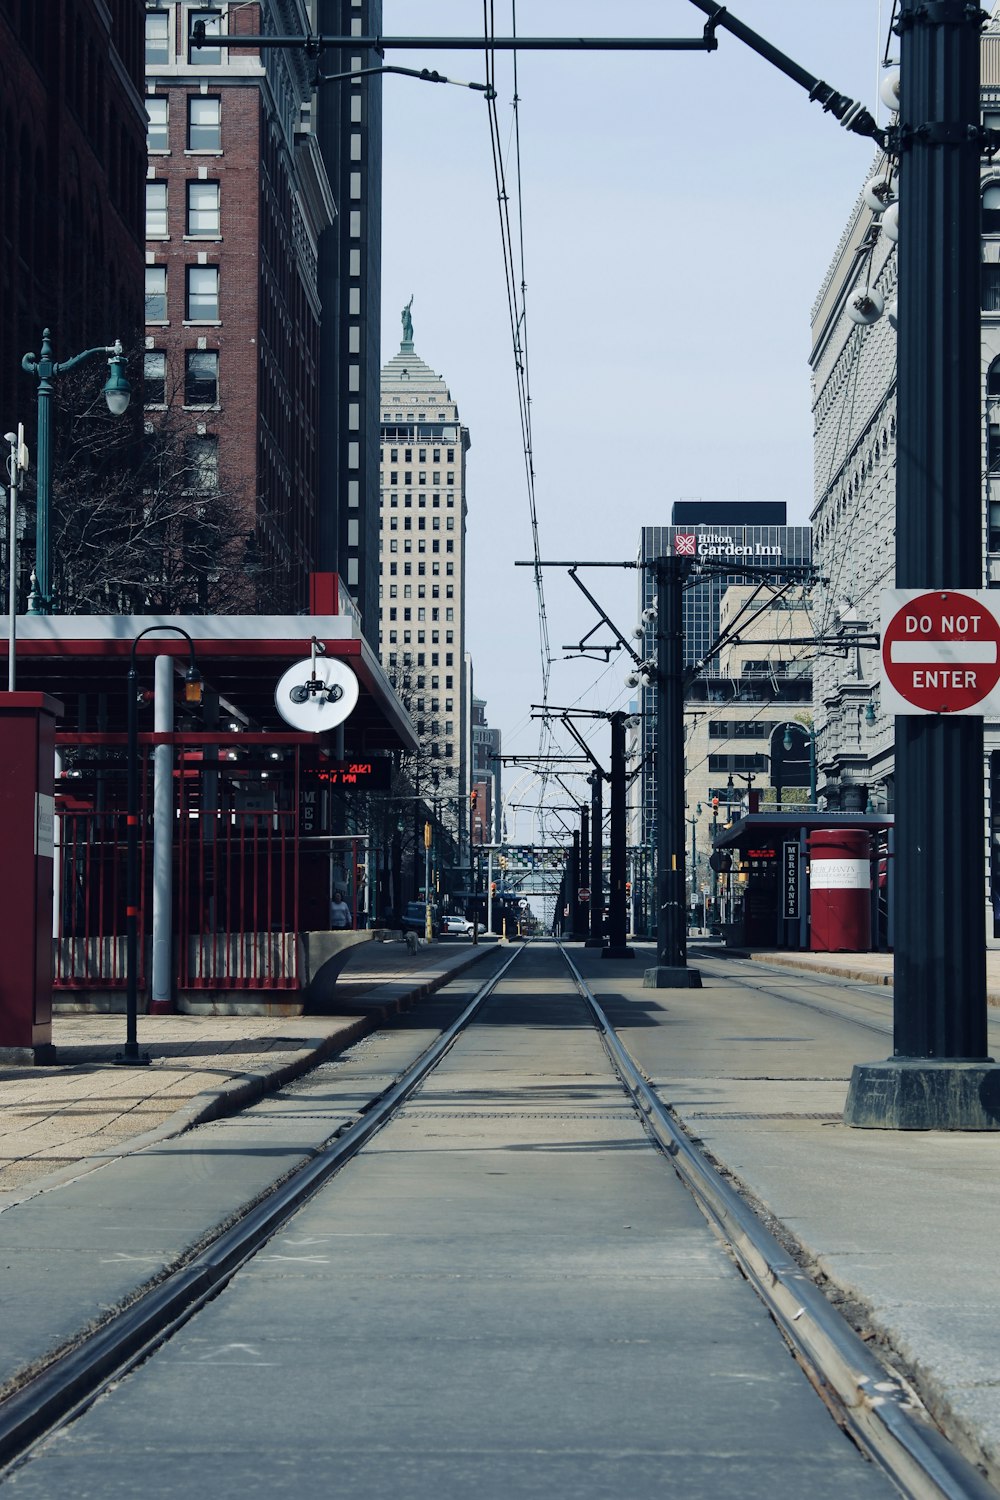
top-left (712, 811), bottom-right (894, 953)
top-left (0, 613), bottom-right (417, 1014)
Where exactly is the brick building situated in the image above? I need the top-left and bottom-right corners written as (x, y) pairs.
top-left (143, 0), bottom-right (335, 611)
top-left (0, 0), bottom-right (146, 448)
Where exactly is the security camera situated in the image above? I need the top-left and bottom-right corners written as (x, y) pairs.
top-left (632, 624), bottom-right (645, 639)
top-left (641, 606), bottom-right (657, 625)
top-left (625, 671), bottom-right (640, 689)
top-left (846, 288), bottom-right (884, 326)
top-left (863, 173), bottom-right (895, 213)
top-left (3, 433), bottom-right (16, 445)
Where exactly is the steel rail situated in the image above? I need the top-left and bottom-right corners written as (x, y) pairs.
top-left (0, 944), bottom-right (525, 1471)
top-left (559, 944), bottom-right (999, 1500)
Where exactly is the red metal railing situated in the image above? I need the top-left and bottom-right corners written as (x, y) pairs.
top-left (176, 805), bottom-right (299, 989)
top-left (54, 809), bottom-right (141, 989)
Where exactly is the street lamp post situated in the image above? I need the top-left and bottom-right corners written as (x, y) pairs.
top-left (21, 329), bottom-right (130, 615)
top-left (768, 721), bottom-right (817, 809)
top-left (119, 626), bottom-right (202, 1065)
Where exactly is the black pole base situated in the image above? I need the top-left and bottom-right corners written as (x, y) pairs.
top-left (602, 944), bottom-right (635, 960)
top-left (643, 965), bottom-right (702, 989)
top-left (844, 1059), bottom-right (1000, 1130)
top-left (584, 937), bottom-right (604, 949)
top-left (113, 1050), bottom-right (152, 1067)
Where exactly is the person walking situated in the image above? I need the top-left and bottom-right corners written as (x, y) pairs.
top-left (330, 892), bottom-right (352, 930)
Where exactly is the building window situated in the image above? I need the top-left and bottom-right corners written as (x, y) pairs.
top-left (985, 183), bottom-right (1000, 234)
top-left (145, 266), bottom-right (167, 321)
top-left (146, 97), bottom-right (168, 152)
top-left (187, 96), bottom-right (221, 151)
top-left (185, 435), bottom-right (218, 492)
top-left (143, 351), bottom-right (166, 405)
top-left (186, 265), bottom-right (219, 320)
top-left (145, 11), bottom-right (170, 64)
top-left (983, 264), bottom-right (1000, 311)
top-left (185, 350), bottom-right (219, 405)
top-left (186, 180), bottom-right (220, 235)
top-left (189, 10), bottom-right (223, 65)
top-left (145, 182), bottom-right (168, 237)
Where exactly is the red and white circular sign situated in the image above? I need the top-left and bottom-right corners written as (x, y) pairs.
top-left (882, 590), bottom-right (1000, 713)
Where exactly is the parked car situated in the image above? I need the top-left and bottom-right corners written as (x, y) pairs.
top-left (401, 902), bottom-right (438, 934)
top-left (441, 914), bottom-right (478, 936)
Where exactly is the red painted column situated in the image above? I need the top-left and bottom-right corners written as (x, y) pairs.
top-left (0, 694), bottom-right (63, 1060)
top-left (808, 829), bottom-right (872, 953)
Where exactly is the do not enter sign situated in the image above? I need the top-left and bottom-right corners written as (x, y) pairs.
top-left (881, 589), bottom-right (1000, 715)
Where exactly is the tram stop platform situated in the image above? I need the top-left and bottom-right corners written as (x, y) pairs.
top-left (4, 938), bottom-right (1000, 1484)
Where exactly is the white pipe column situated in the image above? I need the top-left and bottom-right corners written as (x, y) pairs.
top-left (150, 654), bottom-right (174, 1013)
top-left (52, 748), bottom-right (62, 940)
top-left (487, 847), bottom-right (494, 934)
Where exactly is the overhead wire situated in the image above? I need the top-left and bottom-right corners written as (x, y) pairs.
top-left (483, 0), bottom-right (569, 836)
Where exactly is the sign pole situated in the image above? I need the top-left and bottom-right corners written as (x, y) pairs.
top-left (845, 0), bottom-right (1000, 1128)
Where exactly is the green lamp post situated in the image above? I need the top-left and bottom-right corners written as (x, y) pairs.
top-left (21, 329), bottom-right (131, 614)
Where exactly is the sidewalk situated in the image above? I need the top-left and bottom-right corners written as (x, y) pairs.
top-left (717, 941), bottom-right (1000, 1003)
top-left (0, 937), bottom-right (494, 1204)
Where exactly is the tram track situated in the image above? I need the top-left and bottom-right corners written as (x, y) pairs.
top-left (2, 939), bottom-right (996, 1498)
top-left (0, 944), bottom-right (523, 1476)
top-left (558, 944), bottom-right (998, 1500)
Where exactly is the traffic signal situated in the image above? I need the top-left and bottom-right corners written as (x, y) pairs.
top-left (470, 789), bottom-right (478, 809)
top-left (490, 881), bottom-right (496, 896)
top-left (625, 881), bottom-right (632, 898)
top-left (712, 796), bottom-right (719, 811)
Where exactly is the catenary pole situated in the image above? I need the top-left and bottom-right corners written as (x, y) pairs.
top-left (844, 0), bottom-right (1000, 1127)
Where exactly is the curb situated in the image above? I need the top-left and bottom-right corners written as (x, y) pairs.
top-left (0, 945), bottom-right (498, 1214)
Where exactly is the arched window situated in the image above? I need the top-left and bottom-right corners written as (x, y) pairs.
top-left (984, 182), bottom-right (1000, 234)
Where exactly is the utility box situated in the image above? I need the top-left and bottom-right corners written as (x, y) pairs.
top-left (0, 694), bottom-right (62, 1060)
top-left (808, 828), bottom-right (872, 952)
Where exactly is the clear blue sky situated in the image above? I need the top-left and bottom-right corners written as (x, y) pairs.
top-left (380, 2), bottom-right (892, 835)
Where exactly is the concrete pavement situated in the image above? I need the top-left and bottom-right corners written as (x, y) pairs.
top-left (4, 935), bottom-right (1000, 1483)
top-left (0, 936), bottom-right (495, 1204)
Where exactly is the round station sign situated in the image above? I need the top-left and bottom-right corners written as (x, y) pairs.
top-left (882, 590), bottom-right (1000, 714)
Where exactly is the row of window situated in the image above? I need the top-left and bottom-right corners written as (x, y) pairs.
top-left (386, 562), bottom-right (454, 577)
top-left (146, 180), bottom-right (221, 238)
top-left (387, 516), bottom-right (456, 531)
top-left (146, 9), bottom-right (225, 68)
top-left (386, 494), bottom-right (455, 509)
top-left (384, 638), bottom-right (456, 662)
top-left (385, 586), bottom-right (454, 601)
top-left (385, 471), bottom-right (456, 487)
top-left (144, 350), bottom-right (219, 407)
top-left (385, 614), bottom-right (455, 635)
top-left (707, 754), bottom-right (769, 773)
top-left (707, 720), bottom-right (781, 740)
top-left (385, 539), bottom-right (455, 554)
top-left (146, 264), bottom-right (220, 322)
top-left (147, 94), bottom-right (221, 153)
top-left (386, 447), bottom-right (456, 464)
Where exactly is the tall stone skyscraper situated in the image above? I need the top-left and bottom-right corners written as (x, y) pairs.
top-left (379, 307), bottom-right (471, 842)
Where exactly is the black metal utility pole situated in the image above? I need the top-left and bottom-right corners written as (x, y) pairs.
top-left (845, 0), bottom-right (1000, 1128)
top-left (604, 711), bottom-right (633, 959)
top-left (586, 773), bottom-right (604, 947)
top-left (579, 808), bottom-right (590, 941)
top-left (569, 829), bottom-right (582, 940)
top-left (645, 557), bottom-right (700, 987)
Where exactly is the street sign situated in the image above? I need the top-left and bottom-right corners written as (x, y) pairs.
top-left (518, 898), bottom-right (528, 910)
top-left (782, 841), bottom-right (800, 920)
top-left (881, 589), bottom-right (1000, 715)
top-left (578, 887), bottom-right (590, 902)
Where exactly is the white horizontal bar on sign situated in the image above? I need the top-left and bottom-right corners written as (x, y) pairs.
top-left (889, 641), bottom-right (998, 663)
top-left (810, 859), bottom-right (870, 891)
